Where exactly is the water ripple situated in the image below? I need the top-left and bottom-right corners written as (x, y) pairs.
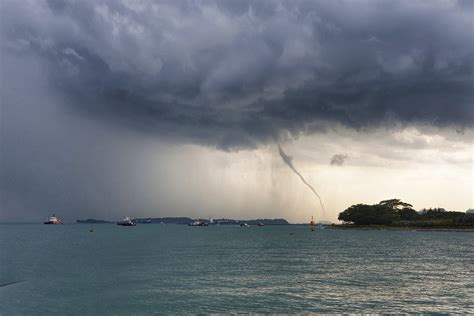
top-left (0, 225), bottom-right (473, 314)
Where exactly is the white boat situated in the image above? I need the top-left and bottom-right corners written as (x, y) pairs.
top-left (44, 214), bottom-right (63, 225)
top-left (117, 216), bottom-right (136, 226)
top-left (188, 220), bottom-right (208, 226)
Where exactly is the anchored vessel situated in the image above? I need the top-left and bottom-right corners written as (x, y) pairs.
top-left (188, 220), bottom-right (208, 226)
top-left (117, 216), bottom-right (136, 226)
top-left (44, 214), bottom-right (63, 225)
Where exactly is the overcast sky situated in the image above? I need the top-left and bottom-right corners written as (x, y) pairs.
top-left (1, 0), bottom-right (473, 223)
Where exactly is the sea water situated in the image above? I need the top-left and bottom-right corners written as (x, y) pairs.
top-left (1, 224), bottom-right (473, 314)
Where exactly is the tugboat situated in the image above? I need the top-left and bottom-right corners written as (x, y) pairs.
top-left (117, 216), bottom-right (136, 226)
top-left (44, 214), bottom-right (63, 225)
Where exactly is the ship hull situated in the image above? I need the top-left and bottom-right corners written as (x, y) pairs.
top-left (117, 222), bottom-right (136, 226)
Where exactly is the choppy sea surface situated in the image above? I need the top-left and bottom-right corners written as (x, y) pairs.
top-left (0, 224), bottom-right (473, 314)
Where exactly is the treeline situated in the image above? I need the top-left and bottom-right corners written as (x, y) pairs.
top-left (338, 199), bottom-right (474, 227)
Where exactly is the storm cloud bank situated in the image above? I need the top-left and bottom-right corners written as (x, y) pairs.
top-left (2, 0), bottom-right (473, 150)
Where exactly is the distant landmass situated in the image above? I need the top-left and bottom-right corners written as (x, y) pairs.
top-left (133, 217), bottom-right (193, 224)
top-left (76, 218), bottom-right (112, 224)
top-left (77, 217), bottom-right (289, 225)
top-left (213, 218), bottom-right (289, 225)
top-left (133, 217), bottom-right (289, 225)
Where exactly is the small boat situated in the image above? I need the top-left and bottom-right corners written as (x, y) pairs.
top-left (188, 220), bottom-right (208, 226)
top-left (240, 223), bottom-right (250, 227)
top-left (117, 216), bottom-right (136, 226)
top-left (44, 214), bottom-right (63, 225)
top-left (258, 222), bottom-right (265, 226)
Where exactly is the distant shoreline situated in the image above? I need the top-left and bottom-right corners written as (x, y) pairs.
top-left (331, 224), bottom-right (474, 232)
top-left (1, 223), bottom-right (473, 232)
top-left (76, 217), bottom-right (290, 225)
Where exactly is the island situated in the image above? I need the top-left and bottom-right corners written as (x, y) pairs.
top-left (210, 218), bottom-right (289, 225)
top-left (77, 217), bottom-right (289, 225)
top-left (76, 218), bottom-right (112, 224)
top-left (133, 217), bottom-right (193, 224)
top-left (133, 217), bottom-right (289, 225)
top-left (334, 199), bottom-right (474, 230)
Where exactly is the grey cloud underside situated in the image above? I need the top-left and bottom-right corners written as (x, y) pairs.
top-left (3, 0), bottom-right (473, 149)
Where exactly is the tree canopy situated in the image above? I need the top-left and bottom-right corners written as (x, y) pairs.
top-left (337, 203), bottom-right (399, 225)
top-left (338, 199), bottom-right (473, 226)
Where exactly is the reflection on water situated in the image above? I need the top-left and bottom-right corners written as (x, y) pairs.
top-left (1, 224), bottom-right (473, 314)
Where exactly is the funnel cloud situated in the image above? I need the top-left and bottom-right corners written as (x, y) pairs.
top-left (278, 145), bottom-right (325, 216)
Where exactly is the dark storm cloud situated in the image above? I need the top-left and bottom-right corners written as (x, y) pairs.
top-left (1, 0), bottom-right (473, 150)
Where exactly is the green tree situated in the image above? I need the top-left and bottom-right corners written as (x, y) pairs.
top-left (378, 199), bottom-right (413, 210)
top-left (338, 203), bottom-right (399, 225)
top-left (398, 207), bottom-right (418, 220)
top-left (338, 204), bottom-right (370, 224)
